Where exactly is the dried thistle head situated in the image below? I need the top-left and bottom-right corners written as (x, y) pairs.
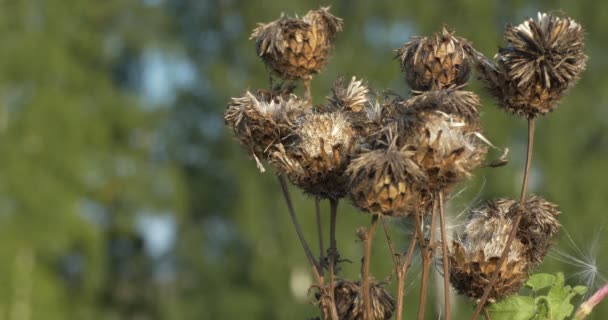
top-left (224, 89), bottom-right (305, 172)
top-left (346, 141), bottom-right (430, 217)
top-left (475, 12), bottom-right (587, 118)
top-left (402, 89), bottom-right (482, 131)
top-left (397, 27), bottom-right (473, 91)
top-left (330, 280), bottom-right (395, 320)
top-left (510, 195), bottom-right (561, 267)
top-left (327, 76), bottom-right (370, 113)
top-left (271, 111), bottom-right (356, 199)
top-left (404, 111), bottom-right (487, 192)
top-left (450, 202), bottom-right (529, 302)
top-left (250, 7), bottom-right (343, 80)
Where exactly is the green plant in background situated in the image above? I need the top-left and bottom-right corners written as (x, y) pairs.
top-left (224, 5), bottom-right (605, 320)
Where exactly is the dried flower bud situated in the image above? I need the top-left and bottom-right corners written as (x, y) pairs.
top-left (327, 76), bottom-right (370, 113)
top-left (271, 111), bottom-right (356, 199)
top-left (397, 27), bottom-right (473, 91)
top-left (404, 111), bottom-right (487, 191)
top-left (251, 7), bottom-right (343, 80)
top-left (475, 12), bottom-right (587, 118)
top-left (402, 89), bottom-right (482, 131)
top-left (346, 143), bottom-right (429, 216)
top-left (332, 280), bottom-right (396, 320)
top-left (224, 89), bottom-right (305, 172)
top-left (450, 204), bottom-right (529, 302)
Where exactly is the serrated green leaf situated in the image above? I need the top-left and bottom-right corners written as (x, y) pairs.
top-left (527, 273), bottom-right (557, 292)
top-left (544, 272), bottom-right (587, 320)
top-left (487, 296), bottom-right (537, 320)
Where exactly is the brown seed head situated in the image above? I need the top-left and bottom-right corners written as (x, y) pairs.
top-left (404, 111), bottom-right (487, 192)
top-left (330, 280), bottom-right (395, 320)
top-left (402, 89), bottom-right (482, 131)
top-left (224, 89), bottom-right (305, 172)
top-left (397, 27), bottom-right (473, 91)
top-left (450, 202), bottom-right (529, 302)
top-left (346, 142), bottom-right (429, 216)
top-left (270, 111), bottom-right (356, 199)
top-left (475, 12), bottom-right (587, 118)
top-left (327, 76), bottom-right (370, 113)
top-left (250, 7), bottom-right (343, 80)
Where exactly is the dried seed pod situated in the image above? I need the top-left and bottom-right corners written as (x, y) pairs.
top-left (331, 280), bottom-right (396, 320)
top-left (475, 12), bottom-right (587, 118)
top-left (396, 27), bottom-right (473, 91)
top-left (346, 143), bottom-right (430, 216)
top-left (509, 196), bottom-right (561, 267)
top-left (404, 111), bottom-right (487, 192)
top-left (327, 76), bottom-right (370, 113)
top-left (402, 89), bottom-right (482, 131)
top-left (250, 7), bottom-right (343, 80)
top-left (224, 89), bottom-right (306, 172)
top-left (271, 111), bottom-right (356, 199)
top-left (450, 205), bottom-right (529, 302)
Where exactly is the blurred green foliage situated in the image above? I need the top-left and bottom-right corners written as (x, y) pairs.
top-left (0, 0), bottom-right (606, 319)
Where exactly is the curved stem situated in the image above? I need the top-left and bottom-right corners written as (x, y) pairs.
top-left (472, 118), bottom-right (536, 319)
top-left (363, 214), bottom-right (379, 320)
top-left (438, 191), bottom-right (451, 320)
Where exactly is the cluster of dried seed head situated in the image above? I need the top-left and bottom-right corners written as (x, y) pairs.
top-left (332, 280), bottom-right (396, 320)
top-left (271, 110), bottom-right (357, 199)
top-left (397, 27), bottom-right (473, 91)
top-left (475, 12), bottom-right (587, 118)
top-left (224, 88), bottom-right (306, 172)
top-left (402, 89), bottom-right (482, 131)
top-left (346, 141), bottom-right (430, 217)
top-left (251, 7), bottom-right (344, 80)
top-left (449, 200), bottom-right (530, 301)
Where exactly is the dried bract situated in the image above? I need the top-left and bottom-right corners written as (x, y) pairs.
top-left (327, 76), bottom-right (370, 113)
top-left (475, 12), bottom-right (587, 118)
top-left (397, 27), bottom-right (473, 91)
top-left (271, 111), bottom-right (356, 199)
top-left (332, 280), bottom-right (396, 320)
top-left (403, 89), bottom-right (482, 131)
top-left (346, 143), bottom-right (429, 216)
top-left (450, 202), bottom-right (529, 302)
top-left (224, 90), bottom-right (305, 172)
top-left (251, 7), bottom-right (344, 80)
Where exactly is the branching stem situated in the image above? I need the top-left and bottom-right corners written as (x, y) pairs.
top-left (363, 214), bottom-right (379, 319)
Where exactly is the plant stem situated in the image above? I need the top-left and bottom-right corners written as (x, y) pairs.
top-left (363, 214), bottom-right (379, 320)
top-left (438, 191), bottom-right (451, 320)
top-left (277, 176), bottom-right (332, 319)
top-left (397, 231), bottom-right (418, 320)
top-left (472, 118), bottom-right (536, 320)
top-left (415, 203), bottom-right (437, 320)
top-left (483, 306), bottom-right (492, 320)
top-left (328, 198), bottom-right (339, 320)
top-left (316, 197), bottom-right (325, 275)
top-left (304, 77), bottom-right (312, 105)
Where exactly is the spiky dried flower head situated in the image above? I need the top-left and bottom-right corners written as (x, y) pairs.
top-left (250, 7), bottom-right (343, 80)
top-left (327, 76), bottom-right (370, 113)
top-left (450, 202), bottom-right (529, 302)
top-left (224, 89), bottom-right (306, 172)
top-left (475, 12), bottom-right (587, 118)
top-left (397, 27), bottom-right (473, 91)
top-left (402, 89), bottom-right (482, 131)
top-left (402, 111), bottom-right (487, 192)
top-left (270, 111), bottom-right (356, 199)
top-left (346, 141), bottom-right (430, 217)
top-left (330, 280), bottom-right (395, 320)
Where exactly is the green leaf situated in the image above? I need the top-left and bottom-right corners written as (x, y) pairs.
top-left (527, 273), bottom-right (557, 292)
top-left (545, 273), bottom-right (587, 320)
top-left (487, 296), bottom-right (537, 320)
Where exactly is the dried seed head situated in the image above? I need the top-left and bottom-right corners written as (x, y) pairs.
top-left (271, 111), bottom-right (356, 199)
top-left (250, 7), bottom-right (344, 80)
top-left (224, 89), bottom-right (305, 171)
top-left (405, 111), bottom-right (487, 191)
top-left (511, 195), bottom-right (561, 267)
top-left (331, 280), bottom-right (396, 320)
top-left (450, 202), bottom-right (529, 301)
top-left (397, 27), bottom-right (473, 91)
top-left (327, 76), bottom-right (370, 113)
top-left (346, 143), bottom-right (429, 216)
top-left (402, 89), bottom-right (482, 131)
top-left (475, 12), bottom-right (587, 118)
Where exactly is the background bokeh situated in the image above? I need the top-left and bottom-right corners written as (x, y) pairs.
top-left (0, 0), bottom-right (606, 319)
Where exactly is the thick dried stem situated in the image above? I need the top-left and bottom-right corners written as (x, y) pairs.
top-left (363, 214), bottom-right (379, 320)
top-left (415, 203), bottom-right (437, 320)
top-left (397, 232), bottom-right (418, 320)
top-left (304, 77), bottom-right (312, 105)
top-left (472, 119), bottom-right (536, 319)
top-left (438, 191), bottom-right (451, 320)
top-left (316, 197), bottom-right (325, 274)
